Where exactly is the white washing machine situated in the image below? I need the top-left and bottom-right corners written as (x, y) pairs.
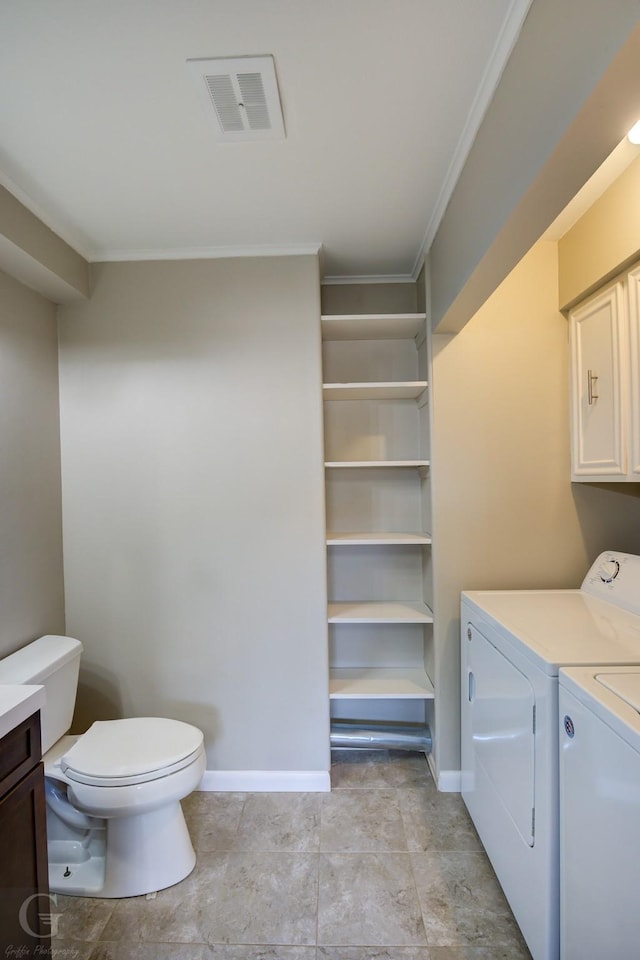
top-left (461, 551), bottom-right (640, 960)
top-left (559, 664), bottom-right (640, 960)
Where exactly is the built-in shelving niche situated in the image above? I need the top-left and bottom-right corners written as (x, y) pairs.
top-left (322, 313), bottom-right (434, 733)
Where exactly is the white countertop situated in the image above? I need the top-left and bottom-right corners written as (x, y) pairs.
top-left (0, 684), bottom-right (45, 741)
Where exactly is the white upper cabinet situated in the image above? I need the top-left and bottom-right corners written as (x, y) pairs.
top-left (627, 265), bottom-right (640, 477)
top-left (569, 269), bottom-right (640, 482)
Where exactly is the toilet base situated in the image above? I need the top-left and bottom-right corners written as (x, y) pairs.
top-left (49, 847), bottom-right (106, 897)
top-left (49, 801), bottom-right (196, 898)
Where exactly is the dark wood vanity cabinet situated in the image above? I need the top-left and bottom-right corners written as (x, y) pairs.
top-left (0, 711), bottom-right (51, 957)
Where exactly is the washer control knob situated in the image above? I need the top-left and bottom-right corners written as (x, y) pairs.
top-left (598, 558), bottom-right (620, 583)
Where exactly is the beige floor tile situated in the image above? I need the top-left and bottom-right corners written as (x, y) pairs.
top-left (398, 789), bottom-right (483, 853)
top-left (98, 851), bottom-right (229, 943)
top-left (199, 851), bottom-right (319, 945)
top-left (87, 944), bottom-right (212, 960)
top-left (320, 788), bottom-right (407, 853)
top-left (184, 792), bottom-right (247, 851)
top-left (207, 948), bottom-right (316, 959)
top-left (317, 949), bottom-right (433, 960)
top-left (318, 853), bottom-right (427, 946)
top-left (411, 852), bottom-right (529, 949)
top-left (182, 791), bottom-right (247, 816)
top-left (330, 750), bottom-right (433, 790)
top-left (429, 946), bottom-right (532, 959)
top-left (234, 793), bottom-right (322, 852)
top-left (52, 896), bottom-right (116, 942)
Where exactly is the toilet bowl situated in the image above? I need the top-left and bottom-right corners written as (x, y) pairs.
top-left (0, 635), bottom-right (206, 898)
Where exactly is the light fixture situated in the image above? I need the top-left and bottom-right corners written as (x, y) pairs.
top-left (627, 119), bottom-right (640, 144)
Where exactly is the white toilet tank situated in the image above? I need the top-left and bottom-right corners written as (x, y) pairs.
top-left (0, 635), bottom-right (83, 752)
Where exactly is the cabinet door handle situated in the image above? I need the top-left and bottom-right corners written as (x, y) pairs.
top-left (468, 670), bottom-right (475, 703)
top-left (587, 369), bottom-right (599, 405)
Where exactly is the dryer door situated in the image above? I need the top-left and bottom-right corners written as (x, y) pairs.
top-left (467, 623), bottom-right (536, 846)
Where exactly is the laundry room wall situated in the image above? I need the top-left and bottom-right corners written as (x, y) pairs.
top-left (559, 151), bottom-right (640, 308)
top-left (0, 269), bottom-right (65, 656)
top-left (57, 255), bottom-right (330, 778)
top-left (429, 239), bottom-right (640, 778)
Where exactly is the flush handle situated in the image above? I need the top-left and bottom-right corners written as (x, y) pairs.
top-left (468, 670), bottom-right (475, 703)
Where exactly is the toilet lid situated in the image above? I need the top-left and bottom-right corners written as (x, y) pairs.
top-left (61, 717), bottom-right (204, 785)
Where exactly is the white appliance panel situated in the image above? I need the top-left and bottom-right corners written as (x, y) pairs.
top-left (559, 667), bottom-right (640, 960)
top-left (461, 606), bottom-right (557, 960)
top-left (467, 623), bottom-right (535, 846)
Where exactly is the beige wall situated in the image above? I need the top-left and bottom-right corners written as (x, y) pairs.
top-left (58, 256), bottom-right (330, 774)
top-left (559, 153), bottom-right (640, 309)
top-left (430, 240), bottom-right (640, 775)
top-left (0, 270), bottom-right (65, 656)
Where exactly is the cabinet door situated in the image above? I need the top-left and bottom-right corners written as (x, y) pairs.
top-left (0, 763), bottom-right (51, 955)
top-left (627, 266), bottom-right (640, 477)
top-left (569, 282), bottom-right (627, 479)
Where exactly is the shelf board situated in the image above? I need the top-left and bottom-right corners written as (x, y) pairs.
top-left (323, 381), bottom-right (428, 401)
top-left (325, 460), bottom-right (430, 469)
top-left (327, 531), bottom-right (432, 546)
top-left (329, 668), bottom-right (435, 700)
top-left (321, 313), bottom-right (426, 341)
top-left (328, 600), bottom-right (434, 623)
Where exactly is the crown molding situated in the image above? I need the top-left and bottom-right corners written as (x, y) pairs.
top-left (95, 242), bottom-right (322, 263)
top-left (321, 274), bottom-right (415, 286)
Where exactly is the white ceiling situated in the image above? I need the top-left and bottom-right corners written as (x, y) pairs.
top-left (0, 0), bottom-right (532, 280)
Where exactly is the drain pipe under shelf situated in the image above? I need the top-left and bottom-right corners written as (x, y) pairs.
top-left (330, 721), bottom-right (432, 753)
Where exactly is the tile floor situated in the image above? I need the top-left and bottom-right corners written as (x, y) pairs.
top-left (51, 750), bottom-right (532, 960)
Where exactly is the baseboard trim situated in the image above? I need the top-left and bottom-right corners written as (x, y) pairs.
top-left (197, 769), bottom-right (331, 792)
top-left (426, 753), bottom-right (461, 792)
top-left (437, 769), bottom-right (462, 792)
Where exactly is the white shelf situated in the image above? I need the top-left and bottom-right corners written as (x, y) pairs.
top-left (321, 313), bottom-right (426, 341)
top-left (327, 531), bottom-right (432, 546)
top-left (330, 668), bottom-right (435, 700)
top-left (328, 600), bottom-right (434, 623)
top-left (325, 460), bottom-right (430, 469)
top-left (323, 381), bottom-right (428, 401)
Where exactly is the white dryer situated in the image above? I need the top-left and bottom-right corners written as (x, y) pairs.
top-left (461, 551), bottom-right (640, 960)
top-left (559, 665), bottom-right (640, 960)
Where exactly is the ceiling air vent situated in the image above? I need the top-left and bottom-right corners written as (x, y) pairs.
top-left (187, 55), bottom-right (285, 141)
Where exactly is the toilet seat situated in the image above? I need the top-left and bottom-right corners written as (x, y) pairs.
top-left (61, 717), bottom-right (204, 787)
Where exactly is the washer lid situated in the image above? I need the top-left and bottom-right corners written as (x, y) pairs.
top-left (61, 717), bottom-right (204, 780)
top-left (596, 672), bottom-right (640, 712)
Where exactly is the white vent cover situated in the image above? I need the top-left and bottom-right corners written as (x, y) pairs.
top-left (187, 55), bottom-right (285, 141)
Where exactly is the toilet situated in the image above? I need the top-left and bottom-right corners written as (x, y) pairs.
top-left (0, 634), bottom-right (206, 898)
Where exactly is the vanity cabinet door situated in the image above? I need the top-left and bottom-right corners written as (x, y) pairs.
top-left (0, 716), bottom-right (51, 957)
top-left (569, 281), bottom-right (627, 480)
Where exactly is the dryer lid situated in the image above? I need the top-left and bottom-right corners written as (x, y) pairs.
top-left (61, 717), bottom-right (204, 780)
